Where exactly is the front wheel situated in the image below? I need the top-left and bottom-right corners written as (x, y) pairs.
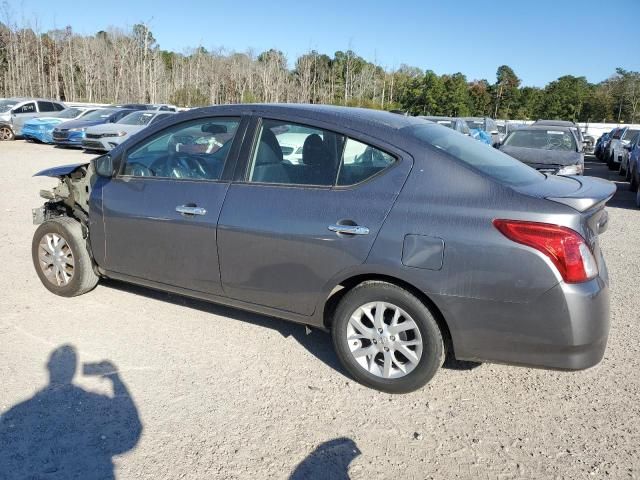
top-left (630, 166), bottom-right (639, 192)
top-left (32, 217), bottom-right (99, 297)
top-left (331, 281), bottom-right (444, 393)
top-left (0, 125), bottom-right (14, 141)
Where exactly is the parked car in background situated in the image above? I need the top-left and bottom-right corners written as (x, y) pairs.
top-left (462, 117), bottom-right (500, 146)
top-left (0, 98), bottom-right (66, 141)
top-left (582, 133), bottom-right (596, 154)
top-left (595, 129), bottom-right (616, 161)
top-left (419, 116), bottom-right (471, 136)
top-left (605, 127), bottom-right (639, 171)
top-left (533, 120), bottom-right (585, 150)
top-left (617, 130), bottom-right (640, 177)
top-left (625, 136), bottom-right (640, 191)
top-left (30, 104), bottom-right (615, 393)
top-left (21, 108), bottom-right (97, 144)
top-left (499, 125), bottom-right (584, 175)
top-left (82, 111), bottom-right (175, 152)
top-left (52, 108), bottom-right (142, 147)
top-left (496, 121), bottom-right (526, 144)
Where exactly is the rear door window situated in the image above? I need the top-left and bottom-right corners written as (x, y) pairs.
top-left (122, 117), bottom-right (240, 181)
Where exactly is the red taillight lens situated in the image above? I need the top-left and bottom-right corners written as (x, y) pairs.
top-left (493, 219), bottom-right (598, 284)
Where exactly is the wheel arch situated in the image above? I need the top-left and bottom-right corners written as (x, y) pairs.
top-left (320, 272), bottom-right (455, 358)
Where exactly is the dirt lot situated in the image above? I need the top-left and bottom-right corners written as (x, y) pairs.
top-left (0, 141), bottom-right (639, 480)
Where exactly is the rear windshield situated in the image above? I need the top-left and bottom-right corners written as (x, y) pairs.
top-left (81, 108), bottom-right (117, 120)
top-left (503, 129), bottom-right (577, 151)
top-left (57, 108), bottom-right (82, 119)
top-left (408, 124), bottom-right (544, 187)
top-left (465, 120), bottom-right (485, 131)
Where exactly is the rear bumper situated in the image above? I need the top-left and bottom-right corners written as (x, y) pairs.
top-left (436, 274), bottom-right (610, 371)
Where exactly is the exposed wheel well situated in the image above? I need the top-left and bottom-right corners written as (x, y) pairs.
top-left (322, 273), bottom-right (455, 357)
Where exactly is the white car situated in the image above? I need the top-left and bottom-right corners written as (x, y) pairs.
top-left (275, 132), bottom-right (310, 163)
top-left (82, 111), bottom-right (175, 152)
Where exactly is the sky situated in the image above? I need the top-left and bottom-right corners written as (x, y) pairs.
top-left (4, 0), bottom-right (639, 87)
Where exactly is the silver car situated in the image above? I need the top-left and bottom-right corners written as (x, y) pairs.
top-left (82, 111), bottom-right (175, 151)
top-left (0, 98), bottom-right (67, 140)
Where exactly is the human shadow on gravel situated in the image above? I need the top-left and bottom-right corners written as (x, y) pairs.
top-left (0, 344), bottom-right (142, 480)
top-left (289, 437), bottom-right (361, 480)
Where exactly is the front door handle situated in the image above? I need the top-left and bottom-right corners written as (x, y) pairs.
top-left (176, 205), bottom-right (207, 216)
top-left (328, 224), bottom-right (369, 235)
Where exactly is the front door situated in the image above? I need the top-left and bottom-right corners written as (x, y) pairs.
top-left (12, 101), bottom-right (38, 132)
top-left (217, 117), bottom-right (412, 316)
top-left (97, 116), bottom-right (244, 295)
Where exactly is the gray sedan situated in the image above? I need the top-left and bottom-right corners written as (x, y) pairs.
top-left (500, 125), bottom-right (585, 176)
top-left (31, 105), bottom-right (614, 393)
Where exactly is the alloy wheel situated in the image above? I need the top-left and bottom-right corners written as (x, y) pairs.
top-left (346, 301), bottom-right (423, 379)
top-left (0, 126), bottom-right (13, 141)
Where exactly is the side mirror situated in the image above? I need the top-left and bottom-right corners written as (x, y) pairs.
top-left (94, 155), bottom-right (114, 177)
top-left (490, 130), bottom-right (499, 135)
top-left (624, 144), bottom-right (632, 151)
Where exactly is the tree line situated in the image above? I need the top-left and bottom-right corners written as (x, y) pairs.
top-left (0, 19), bottom-right (638, 123)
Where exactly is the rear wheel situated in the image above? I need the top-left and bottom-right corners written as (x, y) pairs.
top-left (0, 125), bottom-right (14, 141)
top-left (331, 281), bottom-right (444, 393)
top-left (31, 217), bottom-right (99, 297)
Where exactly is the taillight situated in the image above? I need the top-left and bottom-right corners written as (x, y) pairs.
top-left (493, 219), bottom-right (598, 283)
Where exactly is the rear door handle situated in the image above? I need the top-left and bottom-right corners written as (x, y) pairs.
top-left (176, 205), bottom-right (207, 216)
top-left (328, 224), bottom-right (369, 235)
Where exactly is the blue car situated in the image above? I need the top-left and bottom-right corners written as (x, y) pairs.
top-left (52, 108), bottom-right (140, 147)
top-left (462, 117), bottom-right (500, 146)
top-left (21, 107), bottom-right (96, 144)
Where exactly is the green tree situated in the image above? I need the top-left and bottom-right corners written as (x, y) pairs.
top-left (492, 65), bottom-right (520, 118)
top-left (536, 75), bottom-right (590, 121)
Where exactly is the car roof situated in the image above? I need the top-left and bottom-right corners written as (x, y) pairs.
top-left (419, 116), bottom-right (457, 121)
top-left (534, 119), bottom-right (577, 127)
top-left (189, 104), bottom-right (428, 141)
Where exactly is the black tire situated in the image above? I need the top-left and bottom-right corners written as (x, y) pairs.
top-left (618, 161), bottom-right (626, 177)
top-left (32, 217), bottom-right (99, 297)
top-left (630, 166), bottom-right (639, 192)
top-left (0, 125), bottom-right (14, 141)
top-left (607, 152), bottom-right (616, 170)
top-left (331, 281), bottom-right (444, 393)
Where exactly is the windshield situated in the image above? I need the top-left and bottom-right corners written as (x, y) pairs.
top-left (117, 111), bottom-right (155, 126)
top-left (0, 99), bottom-right (18, 113)
top-left (408, 124), bottom-right (544, 186)
top-left (622, 129), bottom-right (639, 141)
top-left (503, 129), bottom-right (577, 151)
top-left (497, 125), bottom-right (506, 134)
top-left (81, 108), bottom-right (117, 121)
top-left (465, 120), bottom-right (485, 131)
top-left (58, 108), bottom-right (82, 119)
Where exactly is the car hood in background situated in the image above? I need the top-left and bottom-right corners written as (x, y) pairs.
top-left (56, 119), bottom-right (107, 130)
top-left (500, 145), bottom-right (582, 166)
top-left (85, 123), bottom-right (145, 135)
top-left (24, 117), bottom-right (66, 125)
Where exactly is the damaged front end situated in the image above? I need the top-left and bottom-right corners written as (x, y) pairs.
top-left (32, 161), bottom-right (96, 227)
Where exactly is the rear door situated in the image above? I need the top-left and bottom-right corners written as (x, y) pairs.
top-left (12, 102), bottom-right (37, 131)
top-left (96, 115), bottom-right (247, 295)
top-left (217, 116), bottom-right (412, 316)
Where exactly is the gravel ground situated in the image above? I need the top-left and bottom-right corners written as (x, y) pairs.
top-left (0, 141), bottom-right (638, 480)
